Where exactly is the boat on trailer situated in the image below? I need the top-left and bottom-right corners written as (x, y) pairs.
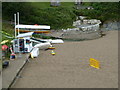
top-left (15, 24), bottom-right (50, 34)
top-left (13, 12), bottom-right (64, 58)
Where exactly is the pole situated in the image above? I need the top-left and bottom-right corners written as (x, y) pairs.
top-left (17, 12), bottom-right (20, 35)
top-left (14, 14), bottom-right (16, 38)
top-left (17, 12), bottom-right (21, 56)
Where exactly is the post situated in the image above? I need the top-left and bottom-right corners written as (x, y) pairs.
top-left (14, 14), bottom-right (16, 38)
top-left (17, 12), bottom-right (20, 35)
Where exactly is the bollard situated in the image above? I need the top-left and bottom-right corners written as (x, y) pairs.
top-left (10, 53), bottom-right (16, 60)
top-left (51, 50), bottom-right (55, 55)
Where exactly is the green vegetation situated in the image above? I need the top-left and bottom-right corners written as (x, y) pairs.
top-left (2, 2), bottom-right (119, 29)
top-left (2, 22), bottom-right (14, 35)
top-left (76, 2), bottom-right (120, 22)
top-left (2, 2), bottom-right (119, 34)
top-left (2, 2), bottom-right (76, 29)
top-left (1, 22), bottom-right (14, 59)
top-left (2, 22), bottom-right (14, 44)
top-left (2, 2), bottom-right (119, 59)
top-left (2, 2), bottom-right (119, 43)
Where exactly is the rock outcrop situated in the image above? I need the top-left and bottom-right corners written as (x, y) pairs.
top-left (60, 16), bottom-right (102, 40)
top-left (101, 21), bottom-right (120, 30)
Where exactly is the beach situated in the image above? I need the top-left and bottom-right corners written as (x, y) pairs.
top-left (11, 30), bottom-right (118, 88)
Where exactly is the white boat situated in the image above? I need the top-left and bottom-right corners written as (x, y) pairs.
top-left (48, 39), bottom-right (64, 44)
top-left (34, 42), bottom-right (51, 50)
top-left (34, 38), bottom-right (64, 44)
top-left (30, 38), bottom-right (51, 50)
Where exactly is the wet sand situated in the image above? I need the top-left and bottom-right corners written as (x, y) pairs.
top-left (12, 31), bottom-right (118, 88)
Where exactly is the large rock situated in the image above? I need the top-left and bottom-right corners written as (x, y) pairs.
top-left (102, 21), bottom-right (120, 30)
top-left (79, 16), bottom-right (87, 20)
top-left (61, 16), bottom-right (102, 40)
top-left (83, 19), bottom-right (101, 25)
top-left (73, 20), bottom-right (81, 26)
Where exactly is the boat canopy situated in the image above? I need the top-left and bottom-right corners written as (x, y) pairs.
top-left (15, 25), bottom-right (50, 29)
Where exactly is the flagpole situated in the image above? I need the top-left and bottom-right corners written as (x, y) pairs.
top-left (14, 14), bottom-right (16, 38)
top-left (17, 12), bottom-right (20, 35)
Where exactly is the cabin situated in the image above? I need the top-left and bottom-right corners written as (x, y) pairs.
top-left (13, 32), bottom-right (34, 53)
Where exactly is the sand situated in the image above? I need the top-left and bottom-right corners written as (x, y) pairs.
top-left (11, 30), bottom-right (118, 88)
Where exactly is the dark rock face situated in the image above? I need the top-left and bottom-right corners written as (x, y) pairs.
top-left (101, 21), bottom-right (120, 30)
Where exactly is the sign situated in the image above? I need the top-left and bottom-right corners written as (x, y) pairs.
top-left (90, 58), bottom-right (100, 69)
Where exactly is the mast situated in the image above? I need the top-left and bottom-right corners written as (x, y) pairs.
top-left (17, 12), bottom-right (20, 35)
top-left (14, 14), bottom-right (16, 38)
